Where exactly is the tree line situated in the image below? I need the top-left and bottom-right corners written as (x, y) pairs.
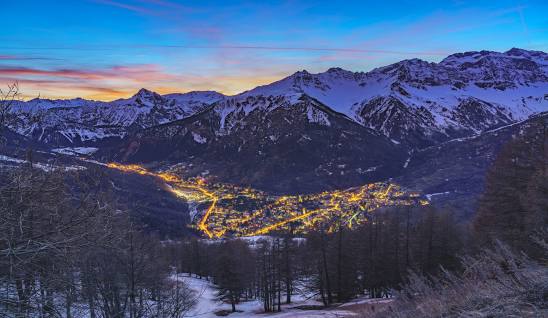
top-left (168, 204), bottom-right (467, 313)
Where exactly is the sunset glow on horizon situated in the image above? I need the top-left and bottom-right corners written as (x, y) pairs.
top-left (2, 0), bottom-right (547, 101)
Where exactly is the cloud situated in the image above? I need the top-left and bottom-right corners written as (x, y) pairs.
top-left (0, 64), bottom-right (174, 82)
top-left (135, 0), bottom-right (195, 12)
top-left (91, 0), bottom-right (195, 17)
top-left (0, 67), bottom-right (109, 79)
top-left (0, 44), bottom-right (451, 56)
top-left (182, 45), bottom-right (450, 56)
top-left (92, 0), bottom-right (158, 15)
top-left (0, 63), bottom-right (180, 100)
top-left (0, 55), bottom-right (62, 61)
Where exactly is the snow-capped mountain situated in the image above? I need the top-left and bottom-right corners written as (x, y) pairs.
top-left (104, 94), bottom-right (407, 194)
top-left (9, 48), bottom-right (547, 149)
top-left (4, 48), bottom-right (547, 205)
top-left (9, 89), bottom-right (225, 146)
top-left (229, 48), bottom-right (547, 147)
top-left (92, 48), bottom-right (548, 195)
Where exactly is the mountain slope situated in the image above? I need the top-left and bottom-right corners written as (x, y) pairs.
top-left (237, 48), bottom-right (547, 147)
top-left (9, 89), bottom-right (225, 147)
top-left (103, 95), bottom-right (407, 194)
top-left (396, 111), bottom-right (548, 216)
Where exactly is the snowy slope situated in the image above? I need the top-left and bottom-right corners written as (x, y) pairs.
top-left (230, 48), bottom-right (548, 146)
top-left (9, 89), bottom-right (225, 146)
top-left (180, 274), bottom-right (359, 317)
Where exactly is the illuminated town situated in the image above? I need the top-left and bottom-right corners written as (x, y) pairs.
top-left (106, 162), bottom-right (429, 238)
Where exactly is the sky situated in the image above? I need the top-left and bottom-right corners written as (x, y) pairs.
top-left (1, 0), bottom-right (547, 100)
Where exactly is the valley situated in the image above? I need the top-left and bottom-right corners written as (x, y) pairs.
top-left (105, 162), bottom-right (428, 238)
top-left (2, 48), bottom-right (547, 236)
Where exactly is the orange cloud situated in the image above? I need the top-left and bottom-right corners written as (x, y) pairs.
top-left (0, 64), bottom-right (173, 81)
top-left (0, 60), bottom-right (281, 100)
top-left (0, 63), bottom-right (180, 100)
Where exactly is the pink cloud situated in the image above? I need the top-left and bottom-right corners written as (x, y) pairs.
top-left (0, 55), bottom-right (60, 61)
top-left (0, 63), bottom-right (181, 100)
top-left (0, 64), bottom-right (175, 82)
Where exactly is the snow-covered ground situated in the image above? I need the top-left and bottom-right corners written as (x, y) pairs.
top-left (178, 274), bottom-right (387, 318)
top-left (51, 147), bottom-right (99, 155)
top-left (0, 154), bottom-right (85, 172)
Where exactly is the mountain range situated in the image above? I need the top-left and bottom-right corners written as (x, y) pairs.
top-left (3, 47), bottom-right (548, 213)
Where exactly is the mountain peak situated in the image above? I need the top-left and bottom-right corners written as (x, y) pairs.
top-left (164, 90), bottom-right (226, 105)
top-left (292, 69), bottom-right (310, 77)
top-left (438, 48), bottom-right (546, 66)
top-left (133, 88), bottom-right (157, 98)
top-left (440, 50), bottom-right (496, 64)
top-left (325, 67), bottom-right (356, 77)
top-left (506, 47), bottom-right (528, 55)
top-left (326, 67), bottom-right (345, 73)
top-left (505, 47), bottom-right (547, 59)
top-left (180, 90), bottom-right (225, 99)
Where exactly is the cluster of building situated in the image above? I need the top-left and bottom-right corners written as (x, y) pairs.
top-left (106, 162), bottom-right (428, 238)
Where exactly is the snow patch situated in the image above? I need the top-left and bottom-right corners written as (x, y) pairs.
top-left (357, 166), bottom-right (378, 174)
top-left (403, 157), bottom-right (411, 168)
top-left (191, 132), bottom-right (207, 144)
top-left (0, 155), bottom-right (86, 172)
top-left (425, 191), bottom-right (452, 200)
top-left (52, 147), bottom-right (99, 156)
top-left (306, 106), bottom-right (331, 126)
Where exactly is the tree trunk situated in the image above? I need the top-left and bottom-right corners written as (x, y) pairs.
top-left (336, 224), bottom-right (343, 302)
top-left (320, 232), bottom-right (332, 305)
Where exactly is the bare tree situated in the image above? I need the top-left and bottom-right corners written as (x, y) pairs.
top-left (0, 82), bottom-right (20, 139)
top-left (0, 166), bottom-right (198, 317)
top-left (213, 239), bottom-right (254, 312)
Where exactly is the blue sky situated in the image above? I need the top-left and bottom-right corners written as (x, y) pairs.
top-left (1, 0), bottom-right (546, 99)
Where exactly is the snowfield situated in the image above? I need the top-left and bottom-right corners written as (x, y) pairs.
top-left (52, 147), bottom-right (99, 155)
top-left (179, 274), bottom-right (391, 318)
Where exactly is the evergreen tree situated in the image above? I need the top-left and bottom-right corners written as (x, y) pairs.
top-left (474, 118), bottom-right (548, 255)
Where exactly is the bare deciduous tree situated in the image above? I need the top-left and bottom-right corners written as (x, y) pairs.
top-left (0, 82), bottom-right (20, 139)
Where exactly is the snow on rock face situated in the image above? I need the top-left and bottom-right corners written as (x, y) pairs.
top-left (165, 91), bottom-right (225, 104)
top-left (212, 95), bottom-right (294, 135)
top-left (306, 105), bottom-right (331, 126)
top-left (10, 97), bottom-right (99, 113)
top-left (440, 48), bottom-right (548, 81)
top-left (165, 91), bottom-right (225, 115)
top-left (191, 132), bottom-right (207, 144)
top-left (232, 48), bottom-right (548, 147)
top-left (0, 155), bottom-right (86, 172)
top-left (10, 90), bottom-right (225, 146)
top-left (240, 68), bottom-right (387, 116)
top-left (51, 147), bottom-right (99, 155)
